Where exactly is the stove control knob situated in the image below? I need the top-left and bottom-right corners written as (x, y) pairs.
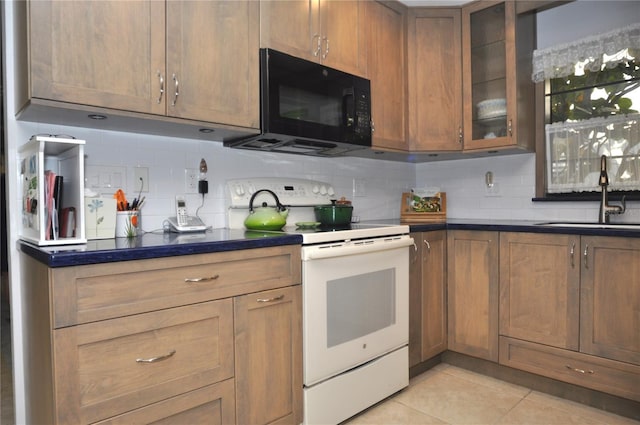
top-left (320, 186), bottom-right (327, 195)
top-left (234, 185), bottom-right (245, 196)
top-left (312, 185), bottom-right (320, 194)
top-left (327, 186), bottom-right (335, 196)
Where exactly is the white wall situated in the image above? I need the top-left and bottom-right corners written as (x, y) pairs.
top-left (416, 0), bottom-right (640, 223)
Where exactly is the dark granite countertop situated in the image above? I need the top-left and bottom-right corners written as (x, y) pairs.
top-left (20, 219), bottom-right (639, 268)
top-left (19, 228), bottom-right (303, 268)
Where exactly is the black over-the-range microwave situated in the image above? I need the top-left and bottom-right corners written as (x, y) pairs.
top-left (225, 48), bottom-right (372, 157)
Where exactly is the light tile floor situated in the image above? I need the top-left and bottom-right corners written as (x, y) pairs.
top-left (345, 363), bottom-right (640, 425)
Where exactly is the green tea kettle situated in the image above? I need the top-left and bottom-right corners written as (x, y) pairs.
top-left (244, 189), bottom-right (289, 231)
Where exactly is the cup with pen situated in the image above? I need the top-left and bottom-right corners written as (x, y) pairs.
top-left (114, 189), bottom-right (145, 238)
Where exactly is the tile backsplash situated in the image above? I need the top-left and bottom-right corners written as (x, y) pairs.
top-left (15, 121), bottom-right (638, 233)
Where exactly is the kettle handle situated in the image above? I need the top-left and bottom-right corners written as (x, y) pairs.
top-left (248, 189), bottom-right (286, 213)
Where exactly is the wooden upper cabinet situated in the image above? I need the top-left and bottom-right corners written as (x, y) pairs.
top-left (407, 8), bottom-right (463, 152)
top-left (27, 1), bottom-right (260, 129)
top-left (166, 1), bottom-right (260, 128)
top-left (29, 1), bottom-right (166, 115)
top-left (461, 1), bottom-right (535, 152)
top-left (581, 236), bottom-right (640, 366)
top-left (260, 0), bottom-right (367, 77)
top-left (499, 232), bottom-right (580, 350)
top-left (367, 1), bottom-right (407, 151)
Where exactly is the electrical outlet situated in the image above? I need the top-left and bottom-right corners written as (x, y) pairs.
top-left (133, 167), bottom-right (149, 193)
top-left (185, 169), bottom-right (198, 193)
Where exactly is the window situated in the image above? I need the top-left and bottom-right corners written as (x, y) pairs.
top-left (533, 23), bottom-right (640, 196)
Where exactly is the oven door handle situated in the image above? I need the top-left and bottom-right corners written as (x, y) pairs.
top-left (302, 236), bottom-right (414, 260)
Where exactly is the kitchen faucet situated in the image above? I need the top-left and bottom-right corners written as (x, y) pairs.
top-left (598, 155), bottom-right (626, 223)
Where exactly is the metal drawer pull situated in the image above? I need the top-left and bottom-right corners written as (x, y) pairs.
top-left (136, 349), bottom-right (176, 363)
top-left (584, 244), bottom-right (589, 269)
top-left (257, 294), bottom-right (285, 303)
top-left (184, 274), bottom-right (220, 283)
top-left (566, 365), bottom-right (594, 374)
top-left (157, 71), bottom-right (164, 104)
top-left (172, 73), bottom-right (179, 106)
top-left (570, 242), bottom-right (575, 268)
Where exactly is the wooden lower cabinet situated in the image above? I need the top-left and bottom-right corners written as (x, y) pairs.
top-left (499, 232), bottom-right (580, 350)
top-left (500, 337), bottom-right (640, 402)
top-left (499, 233), bottom-right (640, 403)
top-left (21, 245), bottom-right (302, 425)
top-left (409, 231), bottom-right (447, 367)
top-left (581, 236), bottom-right (640, 365)
top-left (93, 380), bottom-right (236, 425)
top-left (447, 230), bottom-right (499, 361)
top-left (234, 286), bottom-right (303, 425)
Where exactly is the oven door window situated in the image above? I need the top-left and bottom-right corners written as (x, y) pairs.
top-left (327, 269), bottom-right (396, 348)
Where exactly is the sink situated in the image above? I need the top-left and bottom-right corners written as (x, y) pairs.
top-left (535, 222), bottom-right (640, 230)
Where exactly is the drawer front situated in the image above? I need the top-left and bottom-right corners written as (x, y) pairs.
top-left (53, 300), bottom-right (234, 424)
top-left (500, 336), bottom-right (640, 402)
top-left (93, 379), bottom-right (236, 425)
top-left (51, 245), bottom-right (301, 327)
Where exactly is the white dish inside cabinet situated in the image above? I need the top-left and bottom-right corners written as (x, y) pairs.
top-left (18, 135), bottom-right (86, 246)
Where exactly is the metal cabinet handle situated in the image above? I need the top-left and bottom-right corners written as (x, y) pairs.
top-left (136, 349), bottom-right (176, 363)
top-left (322, 37), bottom-right (329, 59)
top-left (508, 119), bottom-right (513, 136)
top-left (172, 73), bottom-right (179, 106)
top-left (570, 242), bottom-right (575, 268)
top-left (458, 126), bottom-right (463, 144)
top-left (257, 294), bottom-right (285, 303)
top-left (157, 71), bottom-right (164, 104)
top-left (566, 365), bottom-right (594, 374)
top-left (371, 119), bottom-right (375, 133)
top-left (424, 240), bottom-right (431, 252)
top-left (184, 274), bottom-right (220, 283)
top-left (583, 244), bottom-right (589, 269)
top-left (312, 34), bottom-right (321, 57)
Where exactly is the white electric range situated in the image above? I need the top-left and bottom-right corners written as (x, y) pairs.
top-left (227, 178), bottom-right (412, 424)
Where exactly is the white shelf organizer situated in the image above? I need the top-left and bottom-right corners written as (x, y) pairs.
top-left (18, 135), bottom-right (87, 246)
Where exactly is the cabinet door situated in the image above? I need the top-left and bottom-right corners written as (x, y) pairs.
top-left (447, 230), bottom-right (499, 361)
top-left (29, 1), bottom-right (166, 115)
top-left (461, 1), bottom-right (535, 151)
top-left (260, 0), bottom-right (320, 63)
top-left (407, 8), bottom-right (463, 152)
top-left (409, 232), bottom-right (424, 367)
top-left (167, 1), bottom-right (260, 128)
top-left (581, 236), bottom-right (640, 365)
top-left (320, 0), bottom-right (368, 77)
top-left (500, 232), bottom-right (580, 350)
top-left (234, 286), bottom-right (303, 425)
top-left (420, 230), bottom-right (448, 360)
top-left (367, 1), bottom-right (408, 152)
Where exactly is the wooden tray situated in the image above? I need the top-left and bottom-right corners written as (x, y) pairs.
top-left (400, 192), bottom-right (446, 223)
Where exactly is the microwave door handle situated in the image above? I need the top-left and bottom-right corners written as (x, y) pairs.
top-left (343, 88), bottom-right (355, 128)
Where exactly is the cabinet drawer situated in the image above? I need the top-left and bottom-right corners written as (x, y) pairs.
top-left (94, 379), bottom-right (236, 425)
top-left (51, 245), bottom-right (301, 327)
top-left (500, 336), bottom-right (640, 402)
top-left (53, 300), bottom-right (234, 424)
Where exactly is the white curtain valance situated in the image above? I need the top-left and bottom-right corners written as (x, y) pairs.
top-left (532, 23), bottom-right (640, 83)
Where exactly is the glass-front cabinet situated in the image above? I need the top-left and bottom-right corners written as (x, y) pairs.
top-left (462, 1), bottom-right (535, 152)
